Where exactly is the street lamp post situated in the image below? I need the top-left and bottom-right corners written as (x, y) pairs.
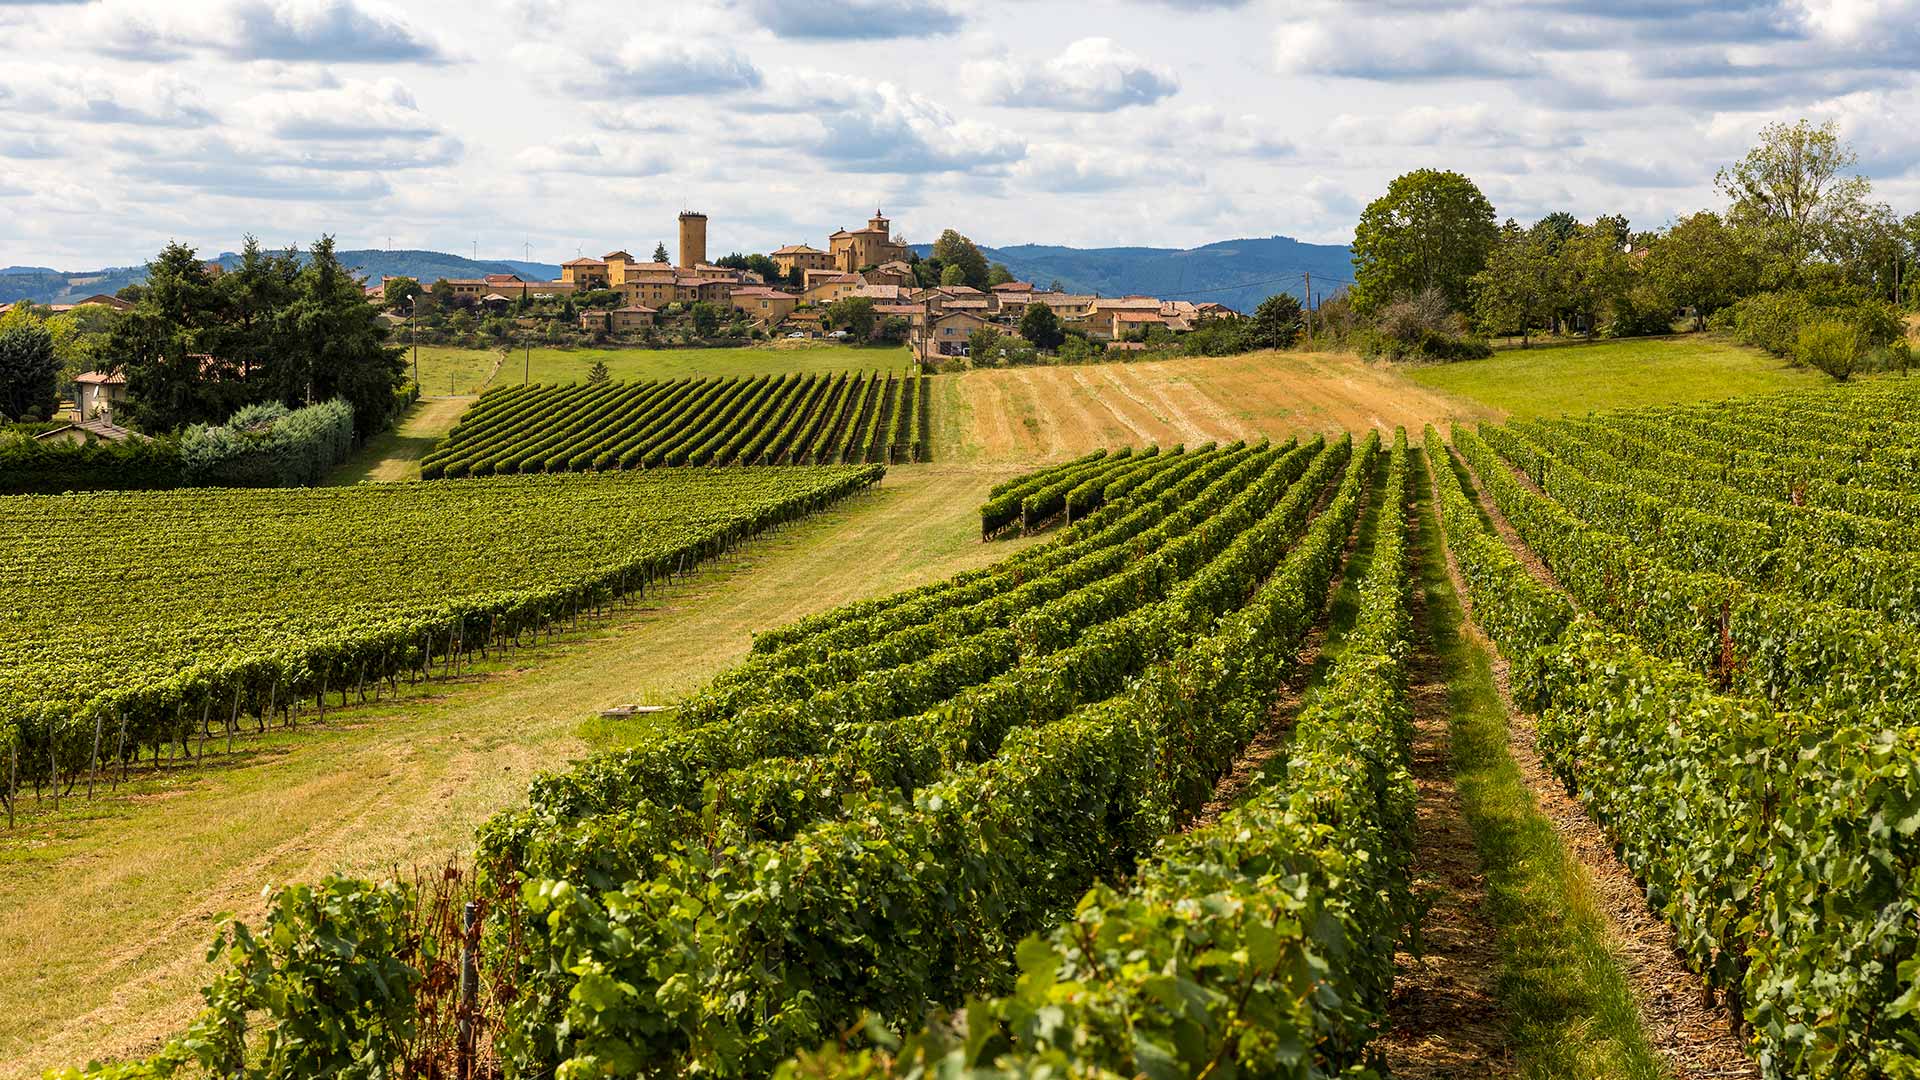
top-left (410, 299), bottom-right (420, 394)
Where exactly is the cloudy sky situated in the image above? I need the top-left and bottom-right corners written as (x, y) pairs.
top-left (2, 0), bottom-right (1917, 270)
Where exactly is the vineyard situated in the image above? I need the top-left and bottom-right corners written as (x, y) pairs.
top-left (1430, 376), bottom-right (1920, 1078)
top-left (57, 423), bottom-right (1443, 1079)
top-left (419, 368), bottom-right (928, 479)
top-left (27, 373), bottom-right (1920, 1080)
top-left (0, 466), bottom-right (881, 819)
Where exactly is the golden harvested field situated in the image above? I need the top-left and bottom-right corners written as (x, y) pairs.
top-left (935, 351), bottom-right (1480, 464)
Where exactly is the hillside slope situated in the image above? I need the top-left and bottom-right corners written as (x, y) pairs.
top-left (914, 235), bottom-right (1355, 312)
top-left (0, 250), bottom-right (564, 305)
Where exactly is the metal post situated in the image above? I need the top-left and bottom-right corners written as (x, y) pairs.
top-left (457, 899), bottom-right (479, 1080)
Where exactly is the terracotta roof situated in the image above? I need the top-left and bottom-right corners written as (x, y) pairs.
top-left (991, 281), bottom-right (1034, 292)
top-left (1037, 293), bottom-right (1094, 305)
top-left (563, 258), bottom-right (608, 267)
top-left (613, 305), bottom-right (656, 314)
top-left (773, 244), bottom-right (825, 255)
top-left (484, 273), bottom-right (523, 284)
top-left (1095, 297), bottom-right (1164, 311)
top-left (873, 304), bottom-right (922, 315)
top-left (602, 250), bottom-right (634, 261)
top-left (853, 284), bottom-right (902, 299)
top-left (34, 418), bottom-right (144, 443)
top-left (1116, 311), bottom-right (1166, 322)
top-left (74, 370), bottom-right (127, 385)
top-left (944, 299), bottom-right (990, 310)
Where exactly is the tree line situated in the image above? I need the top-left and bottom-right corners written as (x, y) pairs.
top-left (1347, 120), bottom-right (1918, 377)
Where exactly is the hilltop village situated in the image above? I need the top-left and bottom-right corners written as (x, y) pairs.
top-left (408, 210), bottom-right (1240, 364)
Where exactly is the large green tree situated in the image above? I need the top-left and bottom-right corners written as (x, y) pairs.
top-left (1553, 218), bottom-right (1635, 337)
top-left (1472, 221), bottom-right (1555, 343)
top-left (271, 237), bottom-right (406, 438)
top-left (1019, 302), bottom-right (1064, 351)
top-left (932, 229), bottom-right (990, 290)
top-left (1717, 119), bottom-right (1873, 279)
top-left (1247, 293), bottom-right (1303, 350)
top-left (109, 242), bottom-right (238, 431)
top-left (1350, 168), bottom-right (1499, 314)
top-left (0, 321), bottom-right (59, 421)
top-left (824, 296), bottom-right (877, 340)
top-left (1643, 211), bottom-right (1755, 329)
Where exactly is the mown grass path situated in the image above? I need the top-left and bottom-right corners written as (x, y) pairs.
top-left (1379, 450), bottom-right (1673, 1079)
top-left (0, 464), bottom-right (1036, 1079)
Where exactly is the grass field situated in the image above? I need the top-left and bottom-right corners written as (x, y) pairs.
top-left (0, 464), bottom-right (1038, 1079)
top-left (328, 396), bottom-right (475, 483)
top-left (1404, 335), bottom-right (1822, 420)
top-left (412, 342), bottom-right (912, 393)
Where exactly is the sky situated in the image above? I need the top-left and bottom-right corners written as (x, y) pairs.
top-left (1, 0), bottom-right (1917, 270)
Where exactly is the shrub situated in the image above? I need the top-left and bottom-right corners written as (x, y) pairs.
top-left (1794, 319), bottom-right (1865, 381)
top-left (1722, 288), bottom-right (1903, 361)
top-left (180, 399), bottom-right (357, 487)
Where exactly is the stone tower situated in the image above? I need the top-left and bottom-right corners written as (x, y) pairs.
top-left (678, 211), bottom-right (708, 270)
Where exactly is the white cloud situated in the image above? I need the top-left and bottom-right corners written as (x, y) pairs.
top-left (566, 37), bottom-right (763, 97)
top-left (516, 136), bottom-right (672, 178)
top-left (741, 0), bottom-right (964, 40)
top-left (1274, 14), bottom-right (1540, 80)
top-left (969, 37), bottom-right (1179, 111)
top-left (90, 0), bottom-right (445, 63)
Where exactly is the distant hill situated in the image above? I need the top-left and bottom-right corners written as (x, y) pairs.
top-left (2, 237), bottom-right (1352, 311)
top-left (0, 249), bottom-right (565, 306)
top-left (910, 236), bottom-right (1356, 313)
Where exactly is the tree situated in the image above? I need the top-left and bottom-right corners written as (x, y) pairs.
top-left (967, 325), bottom-right (1003, 364)
top-left (1248, 293), bottom-right (1304, 350)
top-left (876, 316), bottom-right (911, 346)
top-left (1019, 302), bottom-right (1065, 351)
top-left (988, 263), bottom-right (1015, 287)
top-left (1554, 219), bottom-right (1634, 337)
top-left (0, 321), bottom-right (59, 421)
top-left (109, 241), bottom-right (234, 431)
top-left (1350, 169), bottom-right (1499, 314)
top-left (1472, 221), bottom-right (1554, 344)
top-left (1531, 211), bottom-right (1579, 253)
top-left (824, 296), bottom-right (877, 340)
top-left (273, 237), bottom-right (407, 438)
top-left (940, 264), bottom-right (967, 287)
top-left (1643, 212), bottom-right (1754, 330)
top-left (1718, 119), bottom-right (1873, 278)
top-left (932, 229), bottom-right (990, 290)
top-left (1795, 318), bottom-right (1865, 381)
top-left (652, 242), bottom-right (670, 263)
top-left (382, 276), bottom-right (423, 311)
top-left (587, 358), bottom-right (610, 384)
top-left (690, 302), bottom-right (721, 337)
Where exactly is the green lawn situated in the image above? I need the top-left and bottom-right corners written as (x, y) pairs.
top-left (412, 343), bottom-right (912, 392)
top-left (403, 345), bottom-right (503, 396)
top-left (1406, 335), bottom-right (1823, 419)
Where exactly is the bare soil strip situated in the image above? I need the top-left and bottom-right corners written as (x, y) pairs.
top-left (1429, 441), bottom-right (1759, 1080)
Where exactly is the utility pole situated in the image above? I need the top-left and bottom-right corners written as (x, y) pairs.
top-left (1303, 271), bottom-right (1313, 350)
top-left (410, 300), bottom-right (420, 393)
